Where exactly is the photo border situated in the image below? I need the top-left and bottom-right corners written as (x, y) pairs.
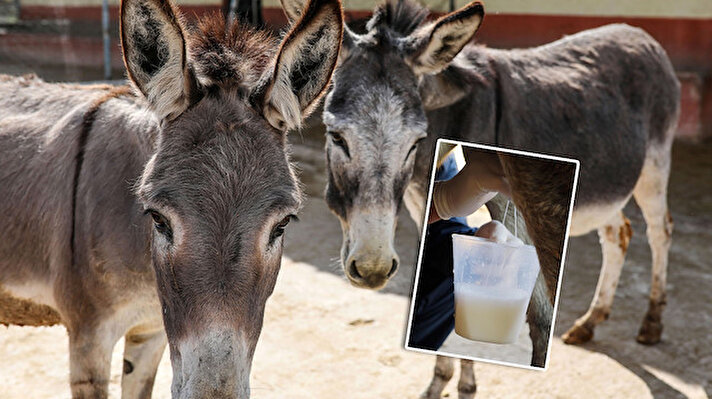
top-left (403, 138), bottom-right (581, 371)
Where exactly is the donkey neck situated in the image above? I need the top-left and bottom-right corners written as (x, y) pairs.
top-left (67, 85), bottom-right (162, 275)
top-left (69, 86), bottom-right (158, 267)
top-left (423, 45), bottom-right (500, 145)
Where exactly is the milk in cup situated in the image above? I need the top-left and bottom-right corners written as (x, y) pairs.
top-left (452, 234), bottom-right (540, 344)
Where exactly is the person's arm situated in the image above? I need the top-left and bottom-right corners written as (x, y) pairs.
top-left (429, 151), bottom-right (509, 223)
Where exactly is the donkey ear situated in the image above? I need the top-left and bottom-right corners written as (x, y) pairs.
top-left (282, 0), bottom-right (356, 61)
top-left (340, 25), bottom-right (363, 61)
top-left (279, 0), bottom-right (360, 59)
top-left (120, 0), bottom-right (198, 121)
top-left (401, 1), bottom-right (484, 75)
top-left (279, 0), bottom-right (305, 22)
top-left (258, 0), bottom-right (343, 131)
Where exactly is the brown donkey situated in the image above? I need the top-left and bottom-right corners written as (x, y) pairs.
top-left (0, 0), bottom-right (343, 397)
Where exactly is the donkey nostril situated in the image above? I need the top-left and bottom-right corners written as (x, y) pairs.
top-left (388, 258), bottom-right (398, 277)
top-left (349, 260), bottom-right (363, 279)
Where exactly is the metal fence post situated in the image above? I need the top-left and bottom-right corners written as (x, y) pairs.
top-left (102, 0), bottom-right (111, 80)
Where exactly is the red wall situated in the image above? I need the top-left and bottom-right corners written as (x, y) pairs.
top-left (470, 13), bottom-right (712, 140)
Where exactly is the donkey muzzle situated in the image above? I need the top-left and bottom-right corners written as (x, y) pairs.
top-left (171, 328), bottom-right (252, 399)
top-left (342, 207), bottom-right (400, 290)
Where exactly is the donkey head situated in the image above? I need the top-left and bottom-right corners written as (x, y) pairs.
top-left (283, 0), bottom-right (482, 289)
top-left (121, 0), bottom-right (342, 396)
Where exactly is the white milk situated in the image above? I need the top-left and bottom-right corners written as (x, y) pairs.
top-left (454, 285), bottom-right (530, 344)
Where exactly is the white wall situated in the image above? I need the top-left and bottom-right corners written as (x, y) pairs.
top-left (266, 0), bottom-right (712, 19)
top-left (21, 0), bottom-right (220, 6)
top-left (22, 0), bottom-right (712, 19)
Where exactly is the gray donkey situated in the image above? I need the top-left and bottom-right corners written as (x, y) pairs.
top-left (281, 0), bottom-right (679, 397)
top-left (0, 0), bottom-right (343, 397)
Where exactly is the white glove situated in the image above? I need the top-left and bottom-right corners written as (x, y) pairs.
top-left (432, 151), bottom-right (508, 220)
top-left (474, 220), bottom-right (523, 246)
top-left (432, 178), bottom-right (497, 220)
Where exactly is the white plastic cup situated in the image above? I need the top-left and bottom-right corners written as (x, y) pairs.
top-left (452, 234), bottom-right (540, 344)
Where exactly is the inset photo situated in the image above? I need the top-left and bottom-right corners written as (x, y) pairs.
top-left (405, 139), bottom-right (580, 370)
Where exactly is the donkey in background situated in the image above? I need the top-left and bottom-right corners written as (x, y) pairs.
top-left (0, 0), bottom-right (343, 397)
top-left (283, 0), bottom-right (680, 396)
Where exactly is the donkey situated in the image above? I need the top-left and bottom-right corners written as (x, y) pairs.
top-left (0, 0), bottom-right (343, 397)
top-left (284, 0), bottom-right (679, 396)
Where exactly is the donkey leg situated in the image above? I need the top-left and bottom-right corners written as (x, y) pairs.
top-left (121, 327), bottom-right (167, 399)
top-left (420, 355), bottom-right (454, 399)
top-left (527, 274), bottom-right (552, 366)
top-left (457, 359), bottom-right (476, 399)
top-left (67, 325), bottom-right (120, 399)
top-left (563, 211), bottom-right (632, 344)
top-left (633, 154), bottom-right (673, 345)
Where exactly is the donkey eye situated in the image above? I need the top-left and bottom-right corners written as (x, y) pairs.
top-left (328, 131), bottom-right (350, 158)
top-left (269, 215), bottom-right (297, 246)
top-left (145, 209), bottom-right (173, 242)
top-left (406, 138), bottom-right (424, 161)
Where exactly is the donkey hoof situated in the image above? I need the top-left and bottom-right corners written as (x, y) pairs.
top-left (419, 387), bottom-right (443, 399)
top-left (562, 324), bottom-right (593, 345)
top-left (457, 383), bottom-right (476, 399)
top-left (636, 320), bottom-right (662, 345)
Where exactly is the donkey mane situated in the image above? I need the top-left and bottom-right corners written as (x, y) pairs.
top-left (368, 0), bottom-right (428, 37)
top-left (189, 14), bottom-right (278, 88)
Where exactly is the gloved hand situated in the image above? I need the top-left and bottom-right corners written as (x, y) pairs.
top-left (474, 220), bottom-right (523, 246)
top-left (429, 150), bottom-right (509, 223)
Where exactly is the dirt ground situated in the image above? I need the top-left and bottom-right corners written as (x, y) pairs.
top-left (1, 128), bottom-right (710, 398)
top-left (0, 253), bottom-right (656, 399)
